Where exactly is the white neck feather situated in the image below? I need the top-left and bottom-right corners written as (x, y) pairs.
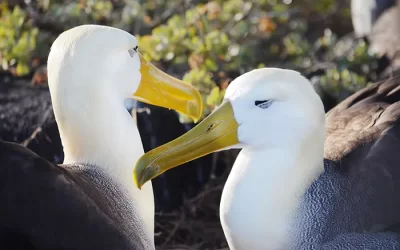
top-left (220, 136), bottom-right (324, 250)
top-left (51, 86), bottom-right (155, 243)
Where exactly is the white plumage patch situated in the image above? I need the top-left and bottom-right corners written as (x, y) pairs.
top-left (217, 68), bottom-right (325, 250)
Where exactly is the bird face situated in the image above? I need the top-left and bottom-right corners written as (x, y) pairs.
top-left (47, 24), bottom-right (203, 122)
top-left (133, 68), bottom-right (325, 189)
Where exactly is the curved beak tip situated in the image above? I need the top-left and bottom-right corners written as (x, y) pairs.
top-left (133, 159), bottom-right (161, 190)
top-left (133, 175), bottom-right (141, 190)
top-left (133, 162), bottom-right (145, 190)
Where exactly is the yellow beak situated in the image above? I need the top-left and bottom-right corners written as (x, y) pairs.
top-left (134, 54), bottom-right (203, 122)
top-left (133, 101), bottom-right (239, 189)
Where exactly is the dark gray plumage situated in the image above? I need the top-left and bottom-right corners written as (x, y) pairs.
top-left (292, 76), bottom-right (400, 249)
top-left (0, 140), bottom-right (153, 250)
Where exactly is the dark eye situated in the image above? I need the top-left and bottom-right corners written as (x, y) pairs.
top-left (128, 46), bottom-right (139, 57)
top-left (255, 100), bottom-right (272, 109)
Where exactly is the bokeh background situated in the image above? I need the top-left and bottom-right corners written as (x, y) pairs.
top-left (1, 0), bottom-right (398, 249)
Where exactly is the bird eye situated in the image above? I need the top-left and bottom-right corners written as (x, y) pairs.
top-left (255, 100), bottom-right (272, 109)
top-left (128, 46), bottom-right (138, 57)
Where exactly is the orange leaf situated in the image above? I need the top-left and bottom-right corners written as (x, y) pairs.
top-left (32, 66), bottom-right (48, 86)
top-left (258, 16), bottom-right (276, 33)
top-left (143, 15), bottom-right (152, 25)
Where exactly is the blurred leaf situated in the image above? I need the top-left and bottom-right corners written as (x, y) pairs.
top-left (0, 0), bottom-right (376, 125)
top-left (206, 86), bottom-right (220, 106)
top-left (16, 62), bottom-right (29, 76)
top-left (0, 3), bottom-right (38, 76)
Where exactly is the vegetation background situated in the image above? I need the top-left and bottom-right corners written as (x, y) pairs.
top-left (0, 0), bottom-right (387, 249)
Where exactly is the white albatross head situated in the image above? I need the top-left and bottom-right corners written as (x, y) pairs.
top-left (133, 68), bottom-right (325, 187)
top-left (47, 24), bottom-right (203, 169)
top-left (46, 24), bottom-right (203, 244)
top-left (133, 68), bottom-right (326, 249)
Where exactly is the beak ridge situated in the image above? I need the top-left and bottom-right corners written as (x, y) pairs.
top-left (133, 101), bottom-right (239, 189)
top-left (134, 54), bottom-right (203, 122)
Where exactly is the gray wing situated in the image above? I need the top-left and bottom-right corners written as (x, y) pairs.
top-left (324, 76), bottom-right (400, 161)
top-left (0, 140), bottom-right (150, 250)
top-left (292, 76), bottom-right (400, 249)
top-left (320, 232), bottom-right (400, 249)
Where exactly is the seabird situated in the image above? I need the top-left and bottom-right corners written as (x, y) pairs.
top-left (351, 0), bottom-right (396, 38)
top-left (134, 68), bottom-right (400, 249)
top-left (0, 24), bottom-right (202, 249)
top-left (351, 0), bottom-right (400, 76)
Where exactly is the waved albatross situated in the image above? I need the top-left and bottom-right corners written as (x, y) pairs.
top-left (134, 68), bottom-right (400, 249)
top-left (352, 0), bottom-right (400, 75)
top-left (0, 25), bottom-right (202, 250)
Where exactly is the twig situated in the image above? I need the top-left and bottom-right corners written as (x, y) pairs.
top-left (189, 183), bottom-right (224, 203)
top-left (161, 212), bottom-right (185, 247)
top-left (21, 126), bottom-right (42, 147)
top-left (21, 106), bottom-right (52, 147)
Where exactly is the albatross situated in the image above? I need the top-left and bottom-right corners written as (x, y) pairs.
top-left (351, 0), bottom-right (400, 75)
top-left (351, 0), bottom-right (396, 38)
top-left (134, 68), bottom-right (400, 249)
top-left (0, 25), bottom-right (202, 250)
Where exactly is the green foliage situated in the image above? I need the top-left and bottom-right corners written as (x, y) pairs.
top-left (138, 0), bottom-right (376, 122)
top-left (0, 3), bottom-right (38, 76)
top-left (0, 0), bottom-right (381, 123)
top-left (315, 34), bottom-right (376, 98)
top-left (178, 68), bottom-right (225, 123)
top-left (139, 1), bottom-right (279, 121)
top-left (319, 68), bottom-right (368, 98)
